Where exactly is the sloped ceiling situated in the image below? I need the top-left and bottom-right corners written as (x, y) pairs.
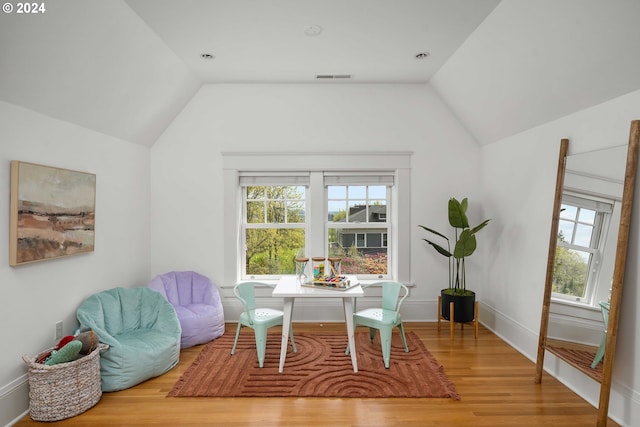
top-left (1, 0), bottom-right (640, 147)
top-left (0, 0), bottom-right (201, 146)
top-left (431, 0), bottom-right (640, 145)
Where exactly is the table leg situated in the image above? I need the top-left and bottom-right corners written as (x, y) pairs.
top-left (279, 297), bottom-right (294, 373)
top-left (343, 297), bottom-right (358, 372)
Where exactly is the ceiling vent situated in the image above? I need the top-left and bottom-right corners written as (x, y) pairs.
top-left (316, 74), bottom-right (353, 80)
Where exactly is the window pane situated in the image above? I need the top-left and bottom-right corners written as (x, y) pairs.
top-left (245, 228), bottom-right (305, 275)
top-left (368, 202), bottom-right (387, 222)
top-left (368, 186), bottom-right (386, 199)
top-left (266, 201), bottom-right (285, 223)
top-left (574, 223), bottom-right (594, 247)
top-left (246, 186), bottom-right (264, 200)
top-left (246, 201), bottom-right (264, 223)
top-left (328, 227), bottom-right (388, 275)
top-left (578, 208), bottom-right (596, 225)
top-left (348, 201), bottom-right (366, 222)
top-left (558, 220), bottom-right (574, 242)
top-left (328, 201), bottom-right (347, 222)
top-left (553, 247), bottom-right (589, 298)
top-left (348, 186), bottom-right (366, 199)
top-left (287, 201), bottom-right (305, 223)
top-left (286, 186), bottom-right (305, 199)
top-left (266, 186), bottom-right (287, 199)
top-left (328, 185), bottom-right (346, 198)
top-left (560, 204), bottom-right (577, 220)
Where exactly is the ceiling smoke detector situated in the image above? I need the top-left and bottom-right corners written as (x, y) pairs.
top-left (304, 25), bottom-right (323, 36)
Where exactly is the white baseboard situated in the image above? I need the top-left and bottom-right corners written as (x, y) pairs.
top-left (0, 375), bottom-right (29, 427)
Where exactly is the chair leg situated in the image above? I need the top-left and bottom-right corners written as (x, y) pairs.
top-left (379, 327), bottom-right (392, 368)
top-left (398, 323), bottom-right (409, 352)
top-left (369, 327), bottom-right (376, 342)
top-left (591, 333), bottom-right (607, 368)
top-left (230, 322), bottom-right (242, 355)
top-left (254, 326), bottom-right (267, 368)
top-left (289, 326), bottom-right (297, 353)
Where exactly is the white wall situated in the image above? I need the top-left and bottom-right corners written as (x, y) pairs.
top-left (0, 101), bottom-right (151, 426)
top-left (149, 83), bottom-right (483, 320)
top-left (481, 89), bottom-right (640, 426)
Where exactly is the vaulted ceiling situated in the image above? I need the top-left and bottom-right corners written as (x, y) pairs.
top-left (1, 0), bottom-right (639, 147)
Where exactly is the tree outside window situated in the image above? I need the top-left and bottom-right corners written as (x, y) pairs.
top-left (244, 185), bottom-right (306, 276)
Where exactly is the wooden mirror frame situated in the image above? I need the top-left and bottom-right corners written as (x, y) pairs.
top-left (535, 120), bottom-right (639, 427)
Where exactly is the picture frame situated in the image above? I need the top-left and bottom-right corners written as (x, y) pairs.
top-left (9, 161), bottom-right (96, 266)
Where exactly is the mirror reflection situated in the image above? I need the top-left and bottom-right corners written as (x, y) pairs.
top-left (547, 145), bottom-right (627, 352)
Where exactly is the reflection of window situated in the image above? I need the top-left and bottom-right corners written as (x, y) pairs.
top-left (552, 193), bottom-right (612, 304)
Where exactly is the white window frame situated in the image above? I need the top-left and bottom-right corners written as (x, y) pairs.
top-left (222, 152), bottom-right (411, 285)
top-left (325, 174), bottom-right (393, 279)
top-left (240, 174), bottom-right (309, 280)
top-left (551, 192), bottom-right (613, 305)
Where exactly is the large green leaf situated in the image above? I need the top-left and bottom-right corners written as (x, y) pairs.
top-left (470, 219), bottom-right (491, 234)
top-left (453, 229), bottom-right (477, 258)
top-left (418, 225), bottom-right (449, 241)
top-left (460, 197), bottom-right (468, 213)
top-left (422, 239), bottom-right (452, 257)
top-left (448, 198), bottom-right (469, 229)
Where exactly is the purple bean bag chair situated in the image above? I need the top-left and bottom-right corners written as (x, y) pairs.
top-left (147, 271), bottom-right (225, 348)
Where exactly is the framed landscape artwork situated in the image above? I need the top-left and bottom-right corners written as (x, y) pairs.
top-left (9, 161), bottom-right (96, 266)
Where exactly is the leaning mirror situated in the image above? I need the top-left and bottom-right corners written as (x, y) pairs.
top-left (547, 145), bottom-right (626, 348)
top-left (535, 120), bottom-right (639, 427)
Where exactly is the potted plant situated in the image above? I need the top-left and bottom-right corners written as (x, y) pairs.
top-left (419, 197), bottom-right (490, 323)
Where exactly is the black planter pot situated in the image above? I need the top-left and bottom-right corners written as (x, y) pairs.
top-left (440, 289), bottom-right (476, 323)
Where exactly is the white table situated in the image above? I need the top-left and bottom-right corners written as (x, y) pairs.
top-left (273, 275), bottom-right (363, 373)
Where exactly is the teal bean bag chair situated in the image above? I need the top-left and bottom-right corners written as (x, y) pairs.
top-left (76, 287), bottom-right (182, 392)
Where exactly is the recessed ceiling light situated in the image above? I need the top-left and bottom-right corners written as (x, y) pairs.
top-left (415, 52), bottom-right (430, 59)
top-left (304, 25), bottom-right (323, 36)
top-left (201, 53), bottom-right (215, 59)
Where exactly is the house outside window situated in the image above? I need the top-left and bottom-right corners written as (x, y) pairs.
top-left (327, 182), bottom-right (391, 277)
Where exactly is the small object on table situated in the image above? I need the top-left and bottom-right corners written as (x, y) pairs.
top-left (302, 275), bottom-right (355, 290)
top-left (295, 257), bottom-right (309, 281)
top-left (312, 257), bottom-right (326, 278)
top-left (328, 257), bottom-right (342, 277)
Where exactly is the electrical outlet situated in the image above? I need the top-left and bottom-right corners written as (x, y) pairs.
top-left (55, 321), bottom-right (63, 341)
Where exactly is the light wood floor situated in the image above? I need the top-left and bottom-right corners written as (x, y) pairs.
top-left (15, 322), bottom-right (619, 427)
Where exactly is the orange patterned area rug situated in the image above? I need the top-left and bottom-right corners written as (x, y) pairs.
top-left (168, 331), bottom-right (459, 399)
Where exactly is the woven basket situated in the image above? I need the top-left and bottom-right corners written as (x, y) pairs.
top-left (22, 343), bottom-right (108, 421)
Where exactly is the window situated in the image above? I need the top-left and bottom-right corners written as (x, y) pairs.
top-left (223, 152), bottom-right (411, 285)
top-left (243, 185), bottom-right (306, 277)
top-left (552, 193), bottom-right (612, 304)
top-left (327, 180), bottom-right (391, 277)
top-left (240, 174), bottom-right (309, 279)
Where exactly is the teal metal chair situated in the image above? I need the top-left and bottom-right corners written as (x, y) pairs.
top-left (231, 282), bottom-right (297, 368)
top-left (346, 281), bottom-right (409, 368)
top-left (591, 301), bottom-right (610, 368)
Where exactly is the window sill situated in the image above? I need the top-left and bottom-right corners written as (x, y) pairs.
top-left (551, 297), bottom-right (601, 312)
